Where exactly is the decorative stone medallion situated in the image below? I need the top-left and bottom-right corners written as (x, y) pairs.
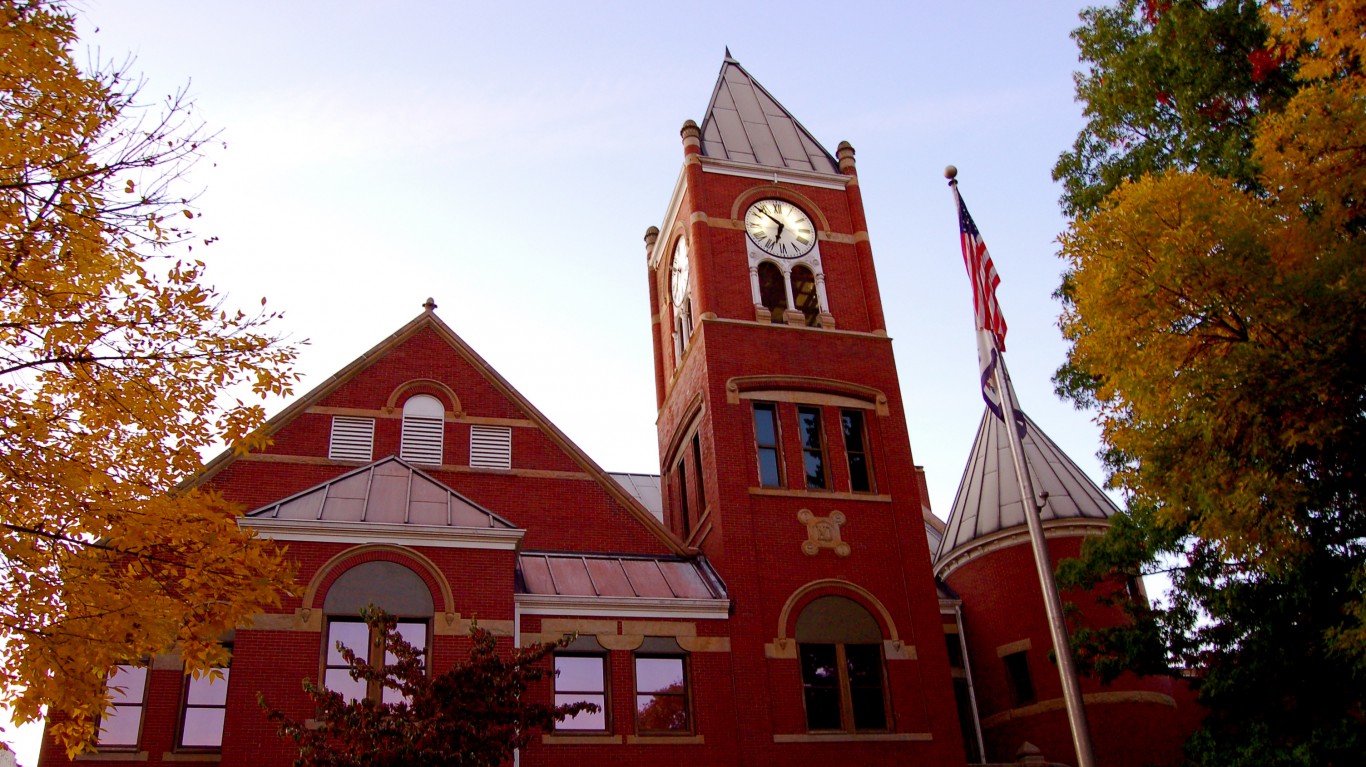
top-left (798, 509), bottom-right (850, 557)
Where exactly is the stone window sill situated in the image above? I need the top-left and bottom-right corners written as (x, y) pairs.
top-left (749, 487), bottom-right (891, 503)
top-left (627, 734), bottom-right (704, 745)
top-left (774, 732), bottom-right (932, 743)
top-left (540, 734), bottom-right (622, 745)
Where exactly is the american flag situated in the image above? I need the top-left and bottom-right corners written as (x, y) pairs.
top-left (954, 184), bottom-right (1007, 351)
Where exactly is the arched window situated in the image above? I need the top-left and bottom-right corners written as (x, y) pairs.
top-left (796, 596), bottom-right (888, 732)
top-left (322, 561), bottom-right (434, 703)
top-left (790, 265), bottom-right (820, 327)
top-left (400, 394), bottom-right (444, 465)
top-left (757, 261), bottom-right (787, 323)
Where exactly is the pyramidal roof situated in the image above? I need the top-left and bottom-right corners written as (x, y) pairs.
top-left (934, 409), bottom-right (1119, 568)
top-left (245, 456), bottom-right (516, 529)
top-left (699, 51), bottom-right (838, 174)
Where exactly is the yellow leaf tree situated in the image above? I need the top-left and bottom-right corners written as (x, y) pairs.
top-left (1056, 1), bottom-right (1364, 764)
top-left (0, 0), bottom-right (297, 753)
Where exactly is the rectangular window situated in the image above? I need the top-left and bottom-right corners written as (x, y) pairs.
top-left (634, 655), bottom-right (690, 734)
top-left (180, 651), bottom-right (230, 750)
top-left (753, 403), bottom-right (782, 488)
top-left (554, 655), bottom-right (609, 731)
top-left (328, 416), bottom-right (375, 462)
top-left (799, 644), bottom-right (841, 730)
top-left (797, 406), bottom-right (826, 489)
top-left (841, 410), bottom-right (873, 493)
top-left (690, 435), bottom-right (706, 510)
top-left (469, 425), bottom-right (512, 470)
top-left (97, 665), bottom-right (148, 748)
top-left (1004, 651), bottom-right (1036, 705)
top-left (844, 644), bottom-right (887, 730)
top-left (676, 460), bottom-right (690, 539)
top-left (799, 643), bottom-right (887, 732)
top-left (324, 619), bottom-right (428, 704)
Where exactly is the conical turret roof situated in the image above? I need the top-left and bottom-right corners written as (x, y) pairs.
top-left (699, 53), bottom-right (838, 173)
top-left (934, 409), bottom-right (1119, 568)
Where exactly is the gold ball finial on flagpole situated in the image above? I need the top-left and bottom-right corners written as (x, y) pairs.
top-left (944, 165), bottom-right (958, 180)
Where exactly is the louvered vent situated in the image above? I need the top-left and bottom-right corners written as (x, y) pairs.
top-left (469, 425), bottom-right (512, 470)
top-left (329, 416), bottom-right (375, 462)
top-left (400, 416), bottom-right (444, 465)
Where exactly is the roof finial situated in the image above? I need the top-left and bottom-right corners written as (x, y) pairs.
top-left (724, 46), bottom-right (736, 62)
top-left (944, 164), bottom-right (958, 186)
top-left (423, 297), bottom-right (437, 312)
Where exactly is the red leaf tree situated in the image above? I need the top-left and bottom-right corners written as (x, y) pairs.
top-left (261, 609), bottom-right (595, 767)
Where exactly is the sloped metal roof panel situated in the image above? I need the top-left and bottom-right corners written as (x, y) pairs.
top-left (516, 552), bottom-right (727, 601)
top-left (698, 55), bottom-right (837, 174)
top-left (246, 455), bottom-right (516, 530)
top-left (608, 472), bottom-right (662, 521)
top-left (935, 409), bottom-right (1119, 563)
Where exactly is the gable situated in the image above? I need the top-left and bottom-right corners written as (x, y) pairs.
top-left (203, 309), bottom-right (684, 555)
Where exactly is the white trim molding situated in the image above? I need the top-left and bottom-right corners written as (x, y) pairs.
top-left (239, 518), bottom-right (525, 550)
top-left (515, 594), bottom-right (731, 620)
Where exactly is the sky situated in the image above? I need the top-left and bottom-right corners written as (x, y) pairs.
top-left (7, 1), bottom-right (1106, 762)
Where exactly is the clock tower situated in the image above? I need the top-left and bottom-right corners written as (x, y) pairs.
top-left (644, 54), bottom-right (966, 763)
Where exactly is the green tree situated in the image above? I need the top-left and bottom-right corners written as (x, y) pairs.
top-left (263, 610), bottom-right (595, 767)
top-left (1054, 1), bottom-right (1366, 765)
top-left (1, 0), bottom-right (297, 751)
top-left (1053, 0), bottom-right (1298, 218)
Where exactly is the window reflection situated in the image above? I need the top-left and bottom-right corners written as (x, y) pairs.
top-left (97, 665), bottom-right (147, 748)
top-left (797, 406), bottom-right (826, 489)
top-left (554, 655), bottom-right (608, 731)
top-left (634, 656), bottom-right (689, 733)
top-left (180, 655), bottom-right (230, 749)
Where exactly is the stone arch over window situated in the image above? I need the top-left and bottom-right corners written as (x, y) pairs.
top-left (303, 545), bottom-right (454, 617)
top-left (795, 596), bottom-right (882, 644)
top-left (729, 185), bottom-right (833, 232)
top-left (323, 561), bottom-right (435, 618)
top-left (774, 579), bottom-right (898, 646)
top-left (725, 375), bottom-right (891, 417)
top-left (384, 379), bottom-right (462, 415)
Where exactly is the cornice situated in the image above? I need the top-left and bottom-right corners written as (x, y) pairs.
top-left (514, 594), bottom-right (731, 620)
top-left (239, 518), bottom-right (526, 550)
top-left (698, 155), bottom-right (850, 190)
top-left (933, 518), bottom-right (1111, 581)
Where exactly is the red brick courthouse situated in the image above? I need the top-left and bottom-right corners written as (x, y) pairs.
top-left (41, 56), bottom-right (1199, 767)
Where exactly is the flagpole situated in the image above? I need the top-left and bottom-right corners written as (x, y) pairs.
top-left (947, 167), bottom-right (1097, 767)
top-left (991, 348), bottom-right (1097, 767)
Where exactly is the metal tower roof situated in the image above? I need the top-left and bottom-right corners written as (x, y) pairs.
top-left (935, 409), bottom-right (1119, 565)
top-left (699, 53), bottom-right (838, 174)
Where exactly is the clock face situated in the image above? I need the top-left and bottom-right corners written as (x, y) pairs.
top-left (745, 199), bottom-right (816, 258)
top-left (670, 236), bottom-right (690, 306)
